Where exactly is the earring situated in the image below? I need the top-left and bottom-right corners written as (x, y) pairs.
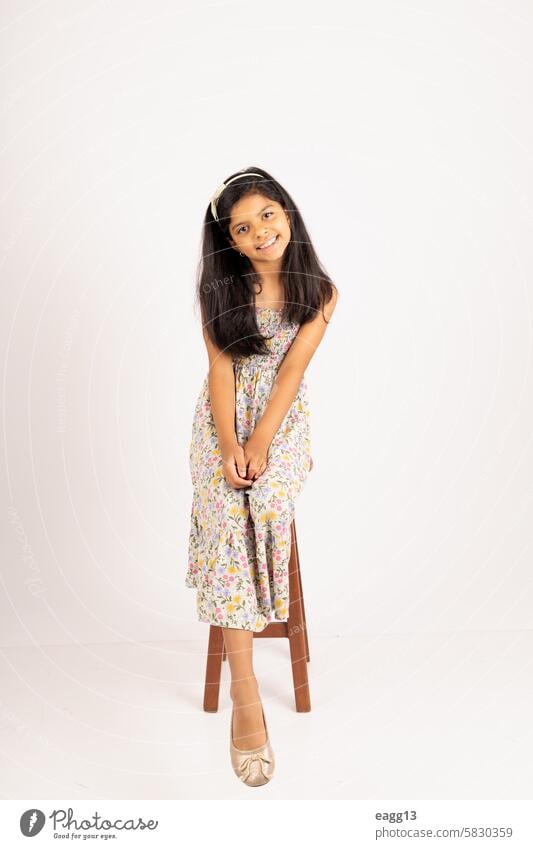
top-left (239, 251), bottom-right (245, 257)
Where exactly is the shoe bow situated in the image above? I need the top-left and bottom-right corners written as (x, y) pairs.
top-left (239, 752), bottom-right (272, 783)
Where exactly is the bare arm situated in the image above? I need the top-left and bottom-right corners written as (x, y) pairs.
top-left (252, 286), bottom-right (339, 446)
top-left (202, 327), bottom-right (238, 450)
top-left (202, 326), bottom-right (253, 488)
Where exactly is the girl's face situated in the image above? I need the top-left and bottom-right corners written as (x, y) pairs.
top-left (227, 193), bottom-right (291, 269)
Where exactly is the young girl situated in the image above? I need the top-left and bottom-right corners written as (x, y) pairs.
top-left (185, 166), bottom-right (338, 786)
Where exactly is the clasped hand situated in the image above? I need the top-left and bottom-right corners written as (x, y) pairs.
top-left (221, 433), bottom-right (270, 489)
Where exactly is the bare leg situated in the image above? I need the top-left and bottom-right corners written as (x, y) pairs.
top-left (222, 627), bottom-right (267, 750)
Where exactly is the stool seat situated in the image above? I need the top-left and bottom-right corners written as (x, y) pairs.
top-left (202, 518), bottom-right (311, 712)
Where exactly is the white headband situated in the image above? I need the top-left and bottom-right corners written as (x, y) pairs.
top-left (210, 171), bottom-right (266, 222)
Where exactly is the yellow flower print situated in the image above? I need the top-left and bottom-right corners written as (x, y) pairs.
top-left (233, 594), bottom-right (242, 604)
top-left (227, 603), bottom-right (236, 614)
top-left (259, 510), bottom-right (278, 522)
top-left (228, 565), bottom-right (237, 575)
top-left (228, 505), bottom-right (240, 517)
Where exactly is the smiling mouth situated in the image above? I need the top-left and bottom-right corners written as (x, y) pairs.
top-left (256, 234), bottom-right (279, 251)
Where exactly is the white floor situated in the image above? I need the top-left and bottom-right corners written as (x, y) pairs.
top-left (1, 630), bottom-right (532, 800)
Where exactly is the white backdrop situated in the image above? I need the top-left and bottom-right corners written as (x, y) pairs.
top-left (1, 0), bottom-right (532, 651)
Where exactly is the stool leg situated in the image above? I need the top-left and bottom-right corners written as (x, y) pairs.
top-left (292, 522), bottom-right (310, 663)
top-left (203, 625), bottom-right (224, 712)
top-left (288, 521), bottom-right (311, 712)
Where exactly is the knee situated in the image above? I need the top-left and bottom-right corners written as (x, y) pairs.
top-left (247, 479), bottom-right (294, 523)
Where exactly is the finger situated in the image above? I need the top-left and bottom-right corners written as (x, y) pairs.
top-left (253, 463), bottom-right (267, 480)
top-left (230, 456), bottom-right (247, 478)
top-left (227, 471), bottom-right (254, 488)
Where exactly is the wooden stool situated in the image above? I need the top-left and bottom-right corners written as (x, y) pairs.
top-left (203, 518), bottom-right (311, 712)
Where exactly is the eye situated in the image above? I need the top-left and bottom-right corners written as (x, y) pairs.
top-left (235, 210), bottom-right (274, 235)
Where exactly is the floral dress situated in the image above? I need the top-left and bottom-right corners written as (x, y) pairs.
top-left (185, 306), bottom-right (312, 632)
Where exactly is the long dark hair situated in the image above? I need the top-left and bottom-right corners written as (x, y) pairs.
top-left (195, 166), bottom-right (336, 357)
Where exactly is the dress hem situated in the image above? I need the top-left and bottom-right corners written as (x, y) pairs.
top-left (195, 611), bottom-right (289, 634)
top-left (185, 577), bottom-right (289, 634)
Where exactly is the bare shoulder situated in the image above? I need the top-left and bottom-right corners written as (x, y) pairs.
top-left (322, 282), bottom-right (339, 322)
top-left (202, 325), bottom-right (232, 369)
top-left (309, 282), bottom-right (339, 324)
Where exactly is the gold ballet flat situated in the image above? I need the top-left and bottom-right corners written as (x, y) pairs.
top-left (230, 703), bottom-right (275, 786)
